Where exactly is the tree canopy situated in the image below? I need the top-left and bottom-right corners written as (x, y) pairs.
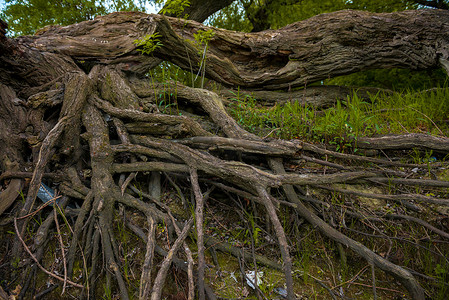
top-left (1, 0), bottom-right (149, 36)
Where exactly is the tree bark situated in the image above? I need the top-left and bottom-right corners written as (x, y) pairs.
top-left (219, 85), bottom-right (391, 107)
top-left (5, 9), bottom-right (448, 90)
top-left (357, 133), bottom-right (449, 152)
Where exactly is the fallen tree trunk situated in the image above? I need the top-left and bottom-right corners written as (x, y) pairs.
top-left (9, 9), bottom-right (449, 90)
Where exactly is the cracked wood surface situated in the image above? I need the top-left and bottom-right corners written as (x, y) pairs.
top-left (8, 9), bottom-right (449, 90)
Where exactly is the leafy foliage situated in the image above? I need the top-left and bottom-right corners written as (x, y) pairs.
top-left (1, 0), bottom-right (148, 36)
top-left (208, 2), bottom-right (252, 32)
top-left (158, 0), bottom-right (190, 17)
top-left (193, 28), bottom-right (215, 46)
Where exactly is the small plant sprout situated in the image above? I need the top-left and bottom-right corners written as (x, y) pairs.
top-left (194, 29), bottom-right (215, 46)
top-left (193, 29), bottom-right (215, 88)
top-left (133, 32), bottom-right (163, 55)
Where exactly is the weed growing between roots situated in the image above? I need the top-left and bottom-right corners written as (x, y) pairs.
top-left (229, 86), bottom-right (449, 152)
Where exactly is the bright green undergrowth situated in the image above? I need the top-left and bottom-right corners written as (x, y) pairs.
top-left (229, 86), bottom-right (449, 152)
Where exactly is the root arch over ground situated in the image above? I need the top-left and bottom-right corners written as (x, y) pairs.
top-left (0, 9), bottom-right (449, 300)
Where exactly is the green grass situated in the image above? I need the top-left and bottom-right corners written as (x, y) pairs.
top-left (229, 86), bottom-right (449, 152)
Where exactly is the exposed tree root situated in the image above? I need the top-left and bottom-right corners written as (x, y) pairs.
top-left (151, 218), bottom-right (193, 300)
top-left (139, 215), bottom-right (155, 300)
top-left (358, 133), bottom-right (449, 152)
top-left (2, 65), bottom-right (448, 299)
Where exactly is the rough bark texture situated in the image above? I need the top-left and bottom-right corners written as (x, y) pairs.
top-left (358, 133), bottom-right (449, 152)
top-left (0, 9), bottom-right (448, 300)
top-left (11, 9), bottom-right (449, 89)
